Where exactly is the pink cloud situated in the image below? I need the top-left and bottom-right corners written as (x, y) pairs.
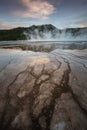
top-left (0, 21), bottom-right (17, 29)
top-left (76, 20), bottom-right (87, 27)
top-left (0, 20), bottom-right (45, 29)
top-left (14, 0), bottom-right (55, 19)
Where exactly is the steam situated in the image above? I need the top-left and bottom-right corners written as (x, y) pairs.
top-left (24, 26), bottom-right (87, 41)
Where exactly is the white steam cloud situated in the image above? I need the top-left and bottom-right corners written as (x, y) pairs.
top-left (24, 27), bottom-right (87, 41)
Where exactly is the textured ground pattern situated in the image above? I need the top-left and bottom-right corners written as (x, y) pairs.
top-left (0, 49), bottom-right (87, 130)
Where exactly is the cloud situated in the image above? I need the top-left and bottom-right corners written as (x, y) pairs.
top-left (76, 20), bottom-right (87, 27)
top-left (13, 0), bottom-right (55, 19)
top-left (0, 21), bottom-right (26, 29)
top-left (0, 20), bottom-right (46, 29)
top-left (0, 21), bottom-right (16, 29)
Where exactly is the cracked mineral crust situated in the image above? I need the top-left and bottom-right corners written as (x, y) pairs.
top-left (0, 49), bottom-right (87, 130)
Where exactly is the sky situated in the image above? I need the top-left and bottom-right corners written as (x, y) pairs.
top-left (0, 0), bottom-right (87, 29)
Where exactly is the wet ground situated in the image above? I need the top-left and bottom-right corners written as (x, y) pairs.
top-left (0, 41), bottom-right (87, 130)
top-left (0, 41), bottom-right (87, 51)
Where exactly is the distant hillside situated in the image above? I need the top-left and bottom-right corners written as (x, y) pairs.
top-left (0, 27), bottom-right (26, 41)
top-left (0, 24), bottom-right (87, 41)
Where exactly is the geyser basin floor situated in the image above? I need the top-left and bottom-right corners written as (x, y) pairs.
top-left (0, 48), bottom-right (87, 130)
top-left (0, 41), bottom-right (87, 51)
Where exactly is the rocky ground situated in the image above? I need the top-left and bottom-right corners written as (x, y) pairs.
top-left (0, 48), bottom-right (87, 130)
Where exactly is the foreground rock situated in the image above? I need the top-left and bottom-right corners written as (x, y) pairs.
top-left (0, 49), bottom-right (87, 130)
